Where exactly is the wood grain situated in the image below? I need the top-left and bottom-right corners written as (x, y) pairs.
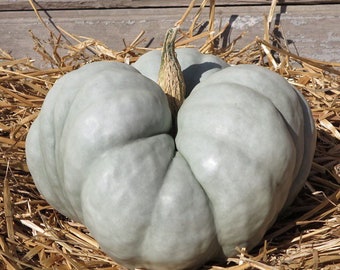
top-left (1, 4), bottom-right (339, 64)
top-left (1, 0), bottom-right (340, 11)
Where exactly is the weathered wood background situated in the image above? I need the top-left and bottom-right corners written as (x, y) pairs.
top-left (1, 0), bottom-right (340, 64)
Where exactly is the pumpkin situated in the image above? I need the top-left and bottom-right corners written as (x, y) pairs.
top-left (25, 28), bottom-right (316, 270)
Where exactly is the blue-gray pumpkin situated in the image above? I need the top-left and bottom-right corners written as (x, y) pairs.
top-left (26, 48), bottom-right (316, 270)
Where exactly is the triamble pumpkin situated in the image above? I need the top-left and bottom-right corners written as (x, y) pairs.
top-left (26, 28), bottom-right (316, 270)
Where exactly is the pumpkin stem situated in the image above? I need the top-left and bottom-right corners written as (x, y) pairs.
top-left (158, 27), bottom-right (186, 121)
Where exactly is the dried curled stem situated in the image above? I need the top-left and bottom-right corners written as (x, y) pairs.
top-left (158, 27), bottom-right (186, 119)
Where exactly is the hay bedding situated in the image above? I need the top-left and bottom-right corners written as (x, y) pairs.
top-left (0, 0), bottom-right (339, 269)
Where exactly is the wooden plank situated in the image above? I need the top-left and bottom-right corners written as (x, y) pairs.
top-left (1, 0), bottom-right (340, 11)
top-left (0, 4), bottom-right (339, 64)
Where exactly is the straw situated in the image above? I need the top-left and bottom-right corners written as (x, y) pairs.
top-left (0, 0), bottom-right (339, 269)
